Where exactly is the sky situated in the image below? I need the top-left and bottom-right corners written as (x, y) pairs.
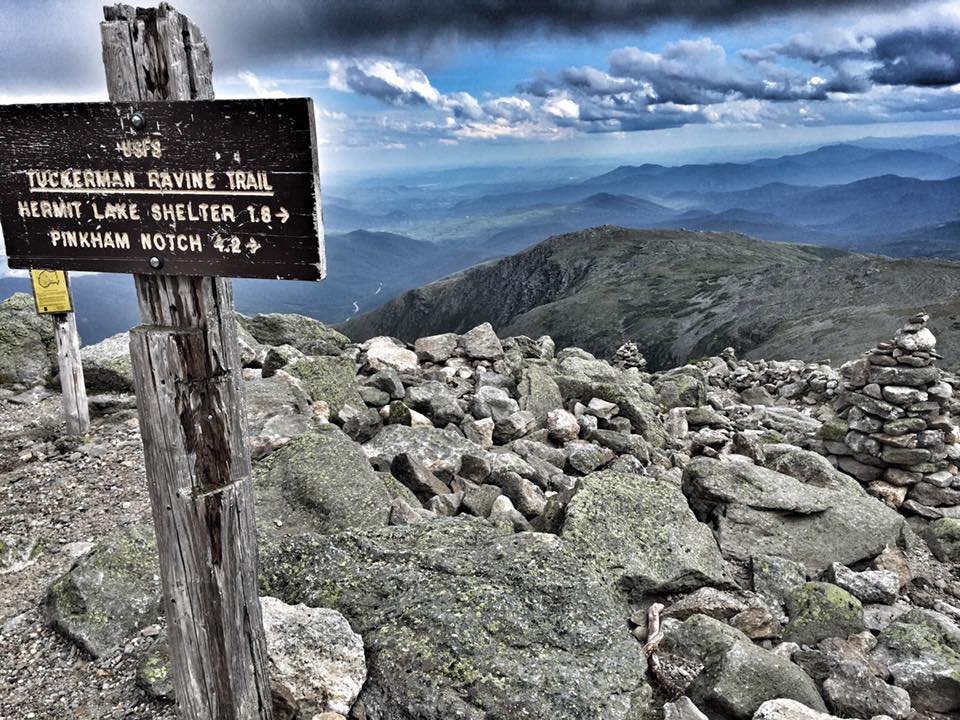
top-left (0, 0), bottom-right (959, 177)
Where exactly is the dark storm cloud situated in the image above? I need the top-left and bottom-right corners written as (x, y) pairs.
top-left (870, 28), bottom-right (960, 86)
top-left (0, 0), bottom-right (935, 95)
top-left (206, 0), bottom-right (905, 60)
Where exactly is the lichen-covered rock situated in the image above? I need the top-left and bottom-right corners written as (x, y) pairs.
top-left (661, 614), bottom-right (826, 718)
top-left (242, 313), bottom-right (349, 353)
top-left (926, 517), bottom-right (960, 563)
top-left (562, 470), bottom-right (731, 596)
top-left (255, 425), bottom-right (392, 538)
top-left (655, 366), bottom-right (708, 409)
top-left (683, 457), bottom-right (905, 573)
top-left (872, 609), bottom-right (960, 713)
top-left (260, 519), bottom-right (651, 720)
top-left (80, 332), bottom-right (134, 393)
top-left (286, 355), bottom-right (363, 415)
top-left (45, 525), bottom-right (160, 657)
top-left (517, 364), bottom-right (563, 425)
top-left (784, 583), bottom-right (865, 646)
top-left (0, 292), bottom-right (55, 386)
top-left (363, 424), bottom-right (486, 480)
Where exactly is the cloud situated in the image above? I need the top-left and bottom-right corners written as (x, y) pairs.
top-left (326, 58), bottom-right (442, 106)
top-left (237, 71), bottom-right (288, 98)
top-left (747, 10), bottom-right (960, 90)
top-left (608, 38), bottom-right (830, 104)
top-left (870, 28), bottom-right (960, 86)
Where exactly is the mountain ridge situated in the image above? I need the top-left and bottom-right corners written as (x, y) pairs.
top-left (340, 226), bottom-right (960, 371)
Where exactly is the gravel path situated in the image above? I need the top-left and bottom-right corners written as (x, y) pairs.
top-left (0, 393), bottom-right (174, 720)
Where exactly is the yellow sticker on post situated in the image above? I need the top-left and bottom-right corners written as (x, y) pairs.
top-left (30, 269), bottom-right (73, 314)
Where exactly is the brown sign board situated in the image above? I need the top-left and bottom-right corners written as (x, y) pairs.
top-left (0, 98), bottom-right (324, 281)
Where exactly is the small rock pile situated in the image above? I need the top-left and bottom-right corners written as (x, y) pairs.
top-left (820, 313), bottom-right (960, 516)
top-left (698, 347), bottom-right (840, 406)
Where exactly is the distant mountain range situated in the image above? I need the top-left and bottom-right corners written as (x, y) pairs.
top-left (2, 135), bottom-right (957, 346)
top-left (341, 226), bottom-right (960, 372)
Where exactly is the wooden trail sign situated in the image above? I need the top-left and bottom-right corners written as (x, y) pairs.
top-left (0, 98), bottom-right (324, 280)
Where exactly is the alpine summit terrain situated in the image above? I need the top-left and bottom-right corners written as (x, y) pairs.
top-left (1, 284), bottom-right (959, 719)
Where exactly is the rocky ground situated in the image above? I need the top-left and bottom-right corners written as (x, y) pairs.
top-left (1, 291), bottom-right (960, 720)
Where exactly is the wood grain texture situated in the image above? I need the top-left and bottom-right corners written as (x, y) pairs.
top-left (102, 4), bottom-right (273, 719)
top-left (53, 312), bottom-right (89, 436)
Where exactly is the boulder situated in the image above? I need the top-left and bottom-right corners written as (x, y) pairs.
top-left (242, 313), bottom-right (349, 353)
top-left (260, 597), bottom-right (366, 716)
top-left (517, 365), bottom-right (563, 424)
top-left (783, 583), bottom-right (865, 646)
top-left (80, 332), bottom-right (134, 393)
top-left (562, 470), bottom-right (730, 596)
top-left (286, 356), bottom-right (363, 415)
top-left (821, 661), bottom-right (911, 720)
top-left (363, 424), bottom-right (486, 480)
top-left (752, 554), bottom-right (807, 607)
top-left (137, 598), bottom-right (367, 717)
top-left (0, 292), bottom-right (55, 386)
top-left (244, 372), bottom-right (313, 459)
top-left (259, 519), bottom-right (651, 720)
top-left (663, 697), bottom-right (709, 720)
top-left (458, 322), bottom-right (503, 360)
top-left (364, 337), bottom-right (418, 372)
top-left (825, 563), bottom-right (899, 605)
top-left (872, 609), bottom-right (960, 713)
top-left (682, 457), bottom-right (905, 573)
top-left (261, 344), bottom-right (305, 378)
top-left (414, 333), bottom-right (458, 363)
top-left (46, 525), bottom-right (160, 657)
top-left (547, 409), bottom-right (580, 443)
top-left (655, 367), bottom-right (708, 409)
top-left (661, 614), bottom-right (826, 718)
top-left (926, 517), bottom-right (960, 562)
top-left (255, 425), bottom-right (392, 538)
top-left (752, 699), bottom-right (848, 720)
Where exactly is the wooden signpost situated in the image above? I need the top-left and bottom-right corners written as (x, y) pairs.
top-left (0, 4), bottom-right (326, 719)
top-left (29, 269), bottom-right (90, 436)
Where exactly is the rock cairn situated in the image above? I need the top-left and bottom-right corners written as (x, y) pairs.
top-left (822, 313), bottom-right (960, 515)
top-left (611, 341), bottom-right (647, 371)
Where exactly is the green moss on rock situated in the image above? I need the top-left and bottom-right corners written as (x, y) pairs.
top-left (784, 582), bottom-right (865, 645)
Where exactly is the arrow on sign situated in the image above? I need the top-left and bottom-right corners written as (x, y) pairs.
top-left (246, 238), bottom-right (262, 254)
top-left (276, 207), bottom-right (289, 224)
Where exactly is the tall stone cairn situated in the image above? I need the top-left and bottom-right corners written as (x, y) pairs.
top-left (612, 341), bottom-right (647, 371)
top-left (825, 313), bottom-right (960, 515)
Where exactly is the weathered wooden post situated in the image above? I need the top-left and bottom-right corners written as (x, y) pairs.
top-left (0, 4), bottom-right (324, 716)
top-left (31, 268), bottom-right (90, 435)
top-left (99, 5), bottom-right (272, 719)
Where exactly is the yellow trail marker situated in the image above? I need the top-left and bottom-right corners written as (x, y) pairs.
top-left (30, 269), bottom-right (73, 314)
